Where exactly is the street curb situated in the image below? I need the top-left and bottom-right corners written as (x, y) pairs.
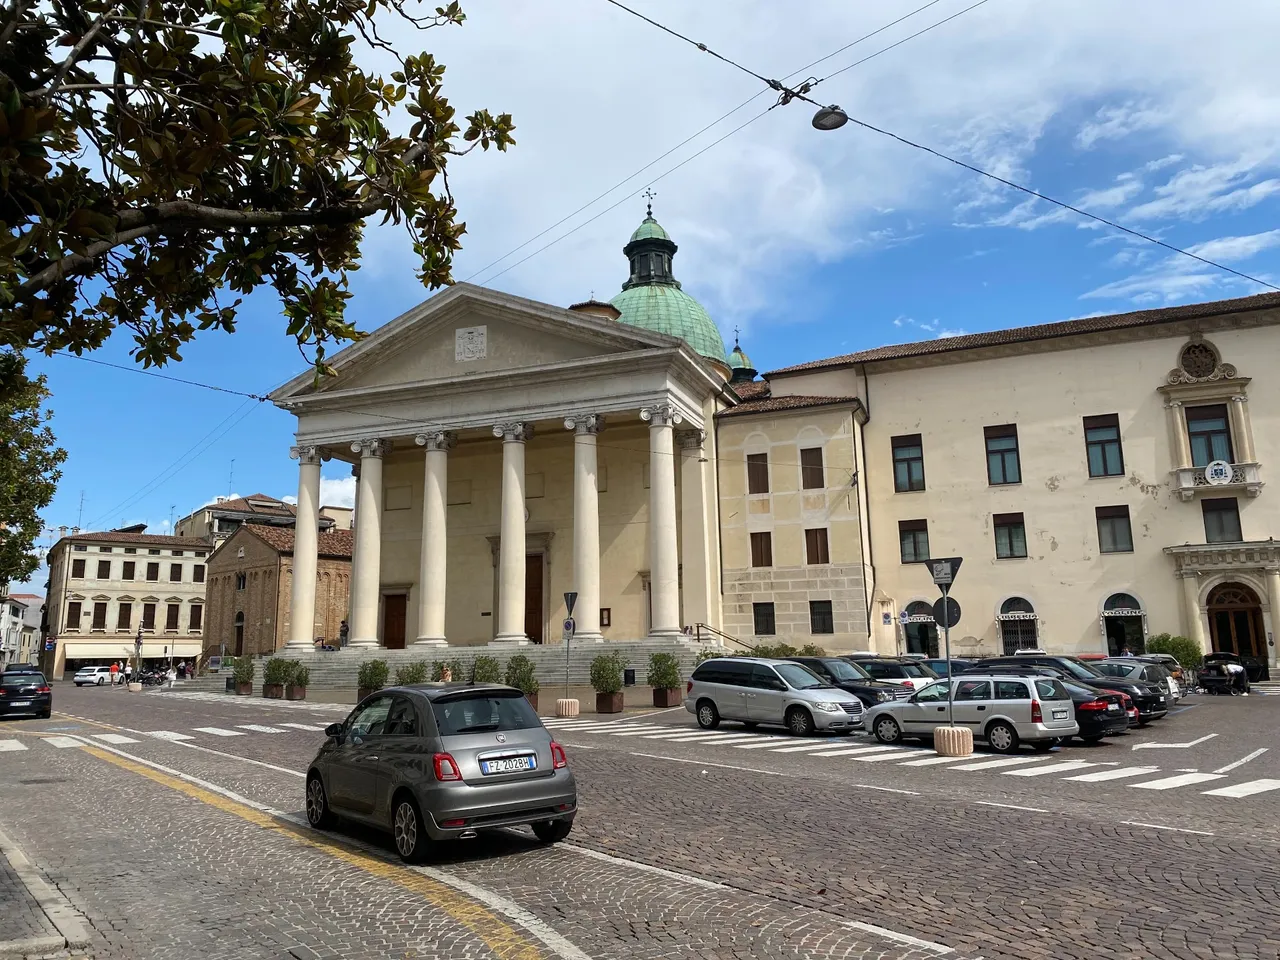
top-left (0, 825), bottom-right (92, 955)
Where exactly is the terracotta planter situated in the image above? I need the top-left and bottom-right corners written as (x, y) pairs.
top-left (652, 687), bottom-right (682, 708)
top-left (524, 692), bottom-right (539, 713)
top-left (595, 691), bottom-right (624, 714)
top-left (285, 685), bottom-right (307, 701)
top-left (263, 683), bottom-right (284, 699)
top-left (357, 686), bottom-right (378, 702)
top-left (235, 682), bottom-right (253, 696)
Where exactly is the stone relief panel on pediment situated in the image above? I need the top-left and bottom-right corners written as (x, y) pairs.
top-left (1167, 334), bottom-right (1238, 385)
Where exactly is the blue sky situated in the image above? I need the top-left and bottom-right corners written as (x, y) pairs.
top-left (23, 0), bottom-right (1280, 582)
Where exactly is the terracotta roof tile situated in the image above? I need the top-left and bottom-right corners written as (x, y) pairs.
top-left (729, 379), bottom-right (770, 399)
top-left (60, 531), bottom-right (209, 548)
top-left (766, 291), bottom-right (1280, 375)
top-left (248, 527), bottom-right (353, 559)
top-left (206, 494), bottom-right (295, 517)
top-left (718, 395), bottom-right (859, 418)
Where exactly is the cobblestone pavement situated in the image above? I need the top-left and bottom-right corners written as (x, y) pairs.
top-left (0, 838), bottom-right (59, 947)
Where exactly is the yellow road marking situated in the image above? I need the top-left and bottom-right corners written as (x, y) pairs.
top-left (79, 745), bottom-right (543, 960)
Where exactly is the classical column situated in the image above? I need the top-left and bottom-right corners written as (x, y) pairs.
top-left (1266, 566), bottom-right (1280, 668)
top-left (1167, 400), bottom-right (1192, 469)
top-left (1179, 571), bottom-right (1208, 655)
top-left (565, 415), bottom-right (604, 642)
top-left (493, 422), bottom-right (532, 643)
top-left (345, 462), bottom-right (360, 631)
top-left (1229, 396), bottom-right (1255, 462)
top-left (413, 432), bottom-right (455, 646)
top-left (641, 402), bottom-right (682, 639)
top-left (286, 445), bottom-right (326, 649)
top-left (677, 428), bottom-right (713, 632)
top-left (349, 439), bottom-right (390, 646)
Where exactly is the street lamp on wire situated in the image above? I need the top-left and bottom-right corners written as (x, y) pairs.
top-left (811, 105), bottom-right (849, 130)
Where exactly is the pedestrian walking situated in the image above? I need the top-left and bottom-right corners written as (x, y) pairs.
top-left (166, 665), bottom-right (177, 689)
top-left (178, 660), bottom-right (187, 680)
top-left (124, 662), bottom-right (133, 685)
top-left (109, 661), bottom-right (119, 686)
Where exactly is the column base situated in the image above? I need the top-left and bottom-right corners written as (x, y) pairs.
top-left (348, 638), bottom-right (381, 648)
top-left (572, 632), bottom-right (605, 643)
top-left (413, 636), bottom-right (448, 647)
top-left (281, 639), bottom-right (315, 651)
top-left (492, 634), bottom-right (530, 646)
top-left (647, 629), bottom-right (683, 641)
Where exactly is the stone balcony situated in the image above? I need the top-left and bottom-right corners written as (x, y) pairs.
top-left (1171, 461), bottom-right (1263, 501)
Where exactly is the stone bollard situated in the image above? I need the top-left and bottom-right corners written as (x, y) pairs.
top-left (934, 725), bottom-right (974, 757)
top-left (555, 698), bottom-right (580, 718)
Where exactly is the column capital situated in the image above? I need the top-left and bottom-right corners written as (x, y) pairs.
top-left (415, 431), bottom-right (457, 452)
top-left (676, 428), bottom-right (707, 450)
top-left (564, 414), bottom-right (605, 436)
top-left (1177, 569), bottom-right (1201, 580)
top-left (1229, 394), bottom-right (1249, 404)
top-left (290, 445), bottom-right (330, 464)
top-left (492, 421), bottom-right (533, 442)
top-left (351, 438), bottom-right (392, 459)
top-left (640, 402), bottom-right (682, 427)
top-left (1164, 399), bottom-right (1184, 409)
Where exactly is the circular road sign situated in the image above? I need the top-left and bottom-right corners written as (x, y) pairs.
top-left (932, 596), bottom-right (961, 629)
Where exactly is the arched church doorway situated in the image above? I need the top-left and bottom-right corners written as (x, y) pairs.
top-left (1207, 583), bottom-right (1265, 660)
top-left (902, 601), bottom-right (938, 657)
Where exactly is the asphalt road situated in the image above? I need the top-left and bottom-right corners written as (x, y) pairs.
top-left (1, 682), bottom-right (1277, 960)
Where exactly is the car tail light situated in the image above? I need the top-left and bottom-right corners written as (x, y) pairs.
top-left (901, 679), bottom-right (914, 688)
top-left (550, 741), bottom-right (568, 769)
top-left (1079, 700), bottom-right (1107, 711)
top-left (36, 686), bottom-right (51, 694)
top-left (686, 681), bottom-right (693, 694)
top-left (1030, 700), bottom-right (1042, 723)
top-left (432, 753), bottom-right (462, 781)
top-left (440, 818), bottom-right (467, 828)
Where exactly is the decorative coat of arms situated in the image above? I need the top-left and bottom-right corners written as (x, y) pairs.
top-left (455, 325), bottom-right (487, 362)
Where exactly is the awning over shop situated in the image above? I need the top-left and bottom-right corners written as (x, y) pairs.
top-left (60, 640), bottom-right (202, 660)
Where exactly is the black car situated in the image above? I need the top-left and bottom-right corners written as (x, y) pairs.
top-left (969, 655), bottom-right (1167, 724)
top-left (1, 662), bottom-right (40, 675)
top-left (920, 658), bottom-right (977, 678)
top-left (842, 656), bottom-right (939, 693)
top-left (0, 670), bottom-right (52, 719)
top-left (1060, 680), bottom-right (1130, 742)
top-left (785, 656), bottom-right (909, 706)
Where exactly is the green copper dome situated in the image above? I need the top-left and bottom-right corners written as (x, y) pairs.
top-left (611, 210), bottom-right (727, 363)
top-left (728, 342), bottom-right (752, 370)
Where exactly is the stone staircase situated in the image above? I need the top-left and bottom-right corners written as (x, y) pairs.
top-left (196, 639), bottom-right (716, 692)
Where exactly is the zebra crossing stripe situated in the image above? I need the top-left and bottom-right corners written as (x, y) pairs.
top-left (1131, 772), bottom-right (1226, 791)
top-left (810, 745), bottom-right (900, 758)
top-left (279, 723), bottom-right (328, 732)
top-left (1202, 779), bottom-right (1280, 798)
top-left (897, 754), bottom-right (970, 766)
top-left (193, 727), bottom-right (244, 737)
top-left (91, 733), bottom-right (138, 745)
top-left (657, 732), bottom-right (751, 742)
top-left (1063, 765), bottom-right (1159, 782)
top-left (1002, 760), bottom-right (1098, 777)
top-left (852, 749), bottom-right (919, 762)
top-left (731, 737), bottom-right (799, 749)
top-left (0, 740), bottom-right (28, 752)
top-left (237, 724), bottom-right (286, 734)
top-left (42, 736), bottom-right (82, 748)
top-left (950, 756), bottom-right (1047, 772)
top-left (146, 731), bottom-right (195, 741)
top-left (769, 742), bottom-right (850, 753)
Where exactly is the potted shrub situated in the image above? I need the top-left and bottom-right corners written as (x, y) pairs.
top-left (590, 652), bottom-right (626, 714)
top-left (646, 652), bottom-right (683, 707)
top-left (285, 662), bottom-right (309, 701)
top-left (472, 655), bottom-right (502, 683)
top-left (232, 657), bottom-right (254, 696)
top-left (262, 657), bottom-right (289, 698)
top-left (357, 659), bottom-right (388, 701)
top-left (505, 654), bottom-right (540, 712)
top-left (395, 660), bottom-right (429, 686)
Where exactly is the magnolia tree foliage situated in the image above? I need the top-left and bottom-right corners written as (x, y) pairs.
top-left (0, 0), bottom-right (514, 373)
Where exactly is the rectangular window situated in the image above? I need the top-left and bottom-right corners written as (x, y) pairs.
top-left (1186, 404), bottom-right (1233, 467)
top-left (804, 528), bottom-right (830, 565)
top-left (1202, 497), bottom-right (1242, 543)
top-left (194, 551), bottom-right (206, 558)
top-left (189, 605), bottom-right (203, 631)
top-left (993, 512), bottom-right (1028, 559)
top-left (892, 434), bottom-right (926, 492)
top-left (165, 603), bottom-right (180, 631)
top-left (71, 558), bottom-right (86, 578)
top-left (122, 561), bottom-right (135, 581)
top-left (800, 447), bottom-right (825, 489)
top-left (141, 603), bottom-right (156, 630)
top-left (146, 562), bottom-right (159, 582)
top-left (117, 603), bottom-right (132, 630)
top-left (172, 550), bottom-right (184, 556)
top-left (1096, 505), bottom-right (1134, 554)
top-left (193, 564), bottom-right (205, 584)
top-left (1084, 414), bottom-right (1124, 477)
top-left (985, 424), bottom-right (1021, 485)
top-left (91, 602), bottom-right (107, 630)
top-left (67, 601), bottom-right (81, 629)
top-left (752, 602), bottom-right (776, 636)
top-left (749, 531), bottom-right (773, 568)
top-left (746, 453), bottom-right (769, 494)
top-left (898, 519), bottom-right (930, 564)
top-left (97, 559), bottom-right (111, 579)
top-left (169, 563), bottom-right (182, 582)
top-left (148, 548), bottom-right (160, 555)
top-left (809, 600), bottom-right (834, 635)
top-left (98, 546), bottom-right (112, 552)
top-left (72, 544), bottom-right (87, 551)
top-left (124, 547), bottom-right (137, 554)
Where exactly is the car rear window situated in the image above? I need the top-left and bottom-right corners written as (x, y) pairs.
top-left (899, 662), bottom-right (935, 678)
top-left (1, 673), bottom-right (45, 687)
top-left (1034, 678), bottom-right (1069, 700)
top-left (431, 692), bottom-right (540, 735)
top-left (994, 680), bottom-right (1029, 700)
top-left (692, 660), bottom-right (752, 686)
top-left (822, 659), bottom-right (865, 681)
top-left (861, 662), bottom-right (899, 679)
top-left (774, 663), bottom-right (826, 689)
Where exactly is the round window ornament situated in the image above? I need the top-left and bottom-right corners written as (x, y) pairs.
top-left (1179, 341), bottom-right (1218, 379)
top-left (1204, 460), bottom-right (1233, 485)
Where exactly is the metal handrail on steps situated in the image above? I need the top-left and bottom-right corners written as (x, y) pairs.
top-left (692, 623), bottom-right (754, 651)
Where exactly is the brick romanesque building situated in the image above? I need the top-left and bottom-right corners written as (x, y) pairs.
top-left (203, 526), bottom-right (352, 659)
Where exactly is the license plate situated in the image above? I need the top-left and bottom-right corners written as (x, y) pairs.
top-left (11, 701), bottom-right (31, 708)
top-left (1106, 703), bottom-right (1120, 712)
top-left (1051, 709), bottom-right (1069, 720)
top-left (480, 755), bottom-right (535, 775)
top-left (1157, 696), bottom-right (1165, 702)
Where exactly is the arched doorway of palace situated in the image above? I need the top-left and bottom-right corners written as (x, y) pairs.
top-left (902, 601), bottom-right (938, 657)
top-left (1102, 592), bottom-right (1146, 656)
top-left (1206, 582), bottom-right (1266, 659)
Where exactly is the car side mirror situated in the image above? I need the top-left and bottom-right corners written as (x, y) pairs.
top-left (325, 723), bottom-right (344, 739)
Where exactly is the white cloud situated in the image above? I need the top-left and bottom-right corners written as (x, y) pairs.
top-left (319, 475), bottom-right (357, 509)
top-left (1186, 229), bottom-right (1280, 261)
top-left (1080, 228), bottom-right (1280, 303)
top-left (1127, 157), bottom-right (1280, 220)
top-left (1076, 176), bottom-right (1146, 209)
top-left (1076, 101), bottom-right (1170, 148)
top-left (889, 316), bottom-right (968, 339)
top-left (1144, 154), bottom-right (1184, 172)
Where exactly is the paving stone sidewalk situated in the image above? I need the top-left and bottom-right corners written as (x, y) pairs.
top-left (0, 821), bottom-right (91, 959)
top-left (0, 846), bottom-right (60, 950)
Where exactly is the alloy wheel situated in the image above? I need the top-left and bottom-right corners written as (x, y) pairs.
top-left (394, 801), bottom-right (418, 859)
top-left (306, 779), bottom-right (327, 826)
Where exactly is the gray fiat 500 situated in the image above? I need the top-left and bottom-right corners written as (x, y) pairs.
top-left (306, 683), bottom-right (577, 862)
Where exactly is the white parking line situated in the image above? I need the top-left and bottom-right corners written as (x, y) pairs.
top-left (811, 745), bottom-right (901, 758)
top-left (853, 749), bottom-right (919, 762)
top-left (90, 733), bottom-right (139, 745)
top-left (1130, 772), bottom-right (1225, 791)
top-left (279, 723), bottom-right (329, 732)
top-left (632, 731), bottom-right (719, 741)
top-left (770, 742), bottom-right (853, 753)
top-left (949, 756), bottom-right (1046, 772)
top-left (0, 740), bottom-right (28, 752)
top-left (1201, 779), bottom-right (1280, 798)
top-left (730, 738), bottom-right (800, 749)
top-left (146, 731), bottom-right (195, 741)
top-left (1002, 760), bottom-right (1098, 777)
top-left (1063, 765), bottom-right (1160, 782)
top-left (1121, 821), bottom-right (1215, 836)
top-left (897, 754), bottom-right (970, 767)
top-left (41, 736), bottom-right (82, 748)
top-left (658, 733), bottom-right (755, 743)
top-left (975, 801), bottom-right (1049, 813)
top-left (236, 724), bottom-right (286, 734)
top-left (609, 728), bottom-right (696, 738)
top-left (1213, 748), bottom-right (1268, 774)
top-left (192, 727), bottom-right (244, 737)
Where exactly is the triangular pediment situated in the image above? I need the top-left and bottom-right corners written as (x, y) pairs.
top-left (272, 284), bottom-right (681, 400)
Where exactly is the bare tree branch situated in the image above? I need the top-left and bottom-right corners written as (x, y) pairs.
top-left (40, 6), bottom-right (120, 104)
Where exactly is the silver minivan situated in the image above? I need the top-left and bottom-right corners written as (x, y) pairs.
top-left (685, 657), bottom-right (865, 736)
top-left (862, 674), bottom-right (1078, 753)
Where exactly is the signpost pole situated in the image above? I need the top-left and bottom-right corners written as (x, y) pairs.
top-left (943, 581), bottom-right (954, 728)
top-left (565, 625), bottom-right (571, 702)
